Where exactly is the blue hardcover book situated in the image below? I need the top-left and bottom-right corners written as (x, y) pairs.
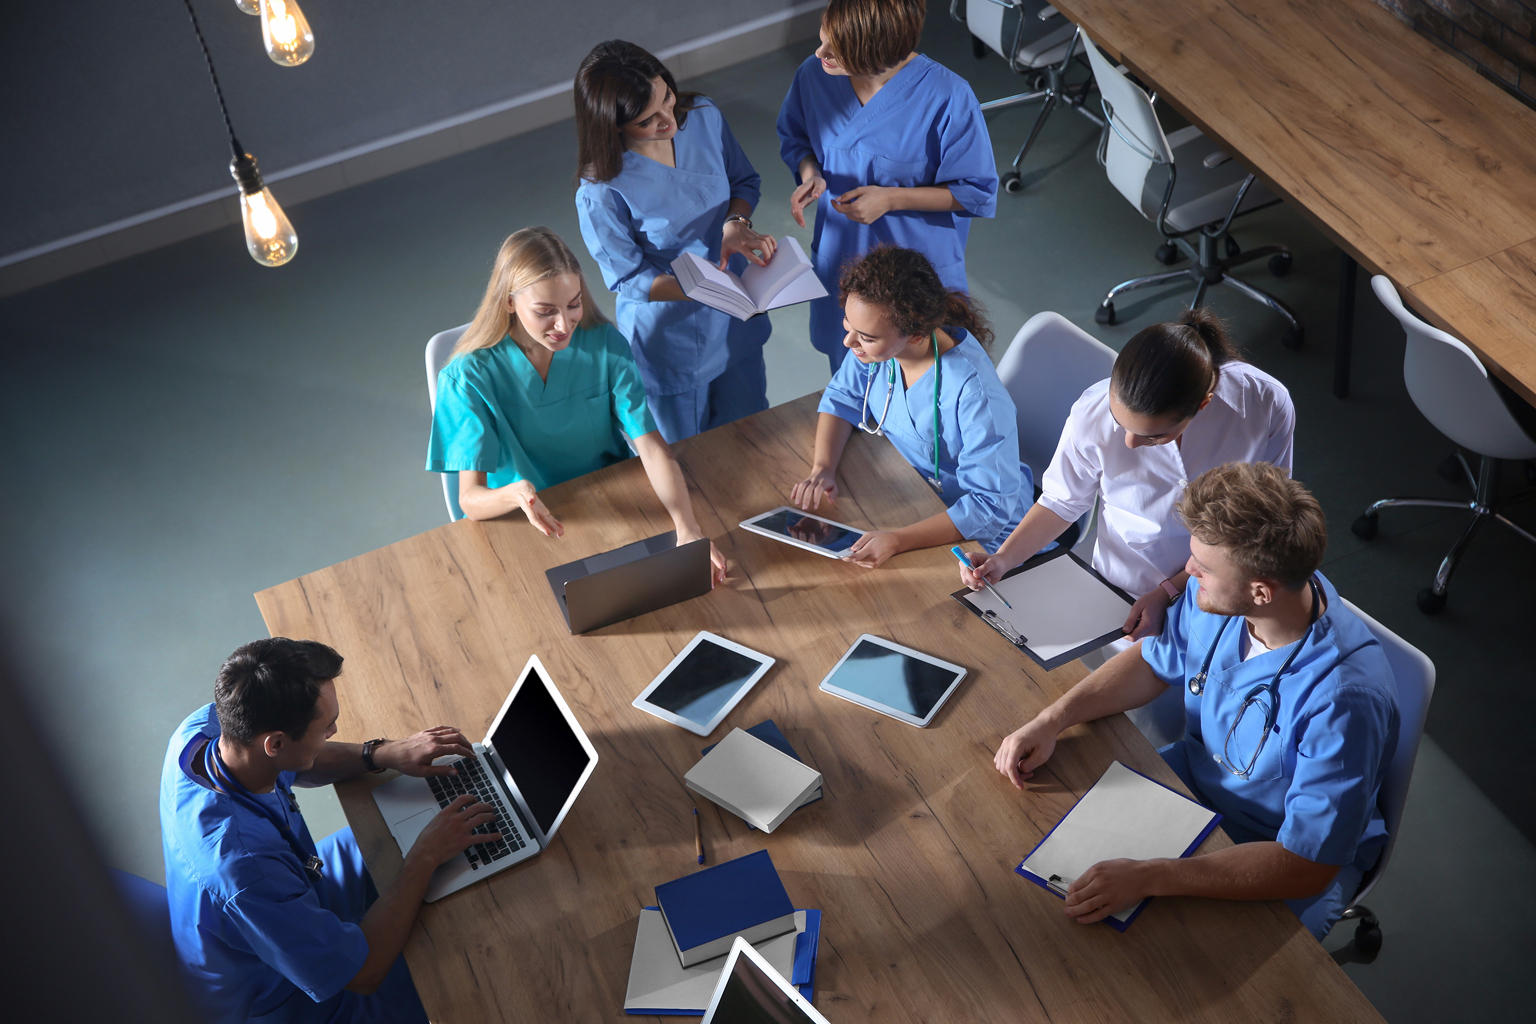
top-left (701, 719), bottom-right (823, 830)
top-left (656, 849), bottom-right (797, 966)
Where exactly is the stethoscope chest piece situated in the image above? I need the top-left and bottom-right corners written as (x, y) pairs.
top-left (1188, 671), bottom-right (1207, 696)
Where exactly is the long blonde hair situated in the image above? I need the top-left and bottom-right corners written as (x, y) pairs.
top-left (452, 227), bottom-right (609, 360)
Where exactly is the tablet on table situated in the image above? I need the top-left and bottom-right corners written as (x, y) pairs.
top-left (816, 634), bottom-right (967, 728)
top-left (632, 632), bottom-right (776, 737)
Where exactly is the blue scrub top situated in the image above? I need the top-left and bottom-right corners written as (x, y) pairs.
top-left (576, 98), bottom-right (772, 396)
top-left (776, 54), bottom-right (998, 356)
top-left (159, 704), bottom-right (368, 1024)
top-left (426, 322), bottom-right (657, 492)
top-left (819, 337), bottom-right (1031, 552)
top-left (1142, 574), bottom-right (1400, 878)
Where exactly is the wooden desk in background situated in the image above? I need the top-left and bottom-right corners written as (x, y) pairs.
top-left (1050, 0), bottom-right (1536, 405)
top-left (257, 395), bottom-right (1382, 1024)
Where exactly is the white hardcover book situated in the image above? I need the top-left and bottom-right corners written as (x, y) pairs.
top-left (624, 909), bottom-right (804, 1013)
top-left (685, 728), bottom-right (824, 833)
top-left (671, 237), bottom-right (827, 321)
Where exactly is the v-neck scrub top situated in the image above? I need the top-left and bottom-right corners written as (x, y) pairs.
top-left (1143, 574), bottom-right (1399, 935)
top-left (776, 54), bottom-right (998, 358)
top-left (576, 98), bottom-right (771, 397)
top-left (1039, 361), bottom-right (1295, 598)
top-left (426, 323), bottom-right (656, 492)
top-left (819, 337), bottom-right (1031, 552)
top-left (160, 704), bottom-right (369, 1023)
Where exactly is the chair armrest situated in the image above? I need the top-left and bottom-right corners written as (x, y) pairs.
top-left (1040, 4), bottom-right (1061, 18)
top-left (1203, 150), bottom-right (1233, 169)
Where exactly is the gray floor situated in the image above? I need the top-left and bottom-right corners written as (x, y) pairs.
top-left (2, 15), bottom-right (1533, 1024)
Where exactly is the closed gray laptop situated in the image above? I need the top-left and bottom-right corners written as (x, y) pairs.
top-left (545, 532), bottom-right (711, 634)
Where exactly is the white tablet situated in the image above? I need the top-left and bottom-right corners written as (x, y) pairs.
top-left (739, 506), bottom-right (864, 559)
top-left (632, 632), bottom-right (776, 737)
top-left (817, 634), bottom-right (967, 728)
top-left (702, 936), bottom-right (832, 1024)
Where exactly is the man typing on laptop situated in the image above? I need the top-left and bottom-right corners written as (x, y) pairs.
top-left (159, 637), bottom-right (500, 1024)
top-left (992, 463), bottom-right (1399, 939)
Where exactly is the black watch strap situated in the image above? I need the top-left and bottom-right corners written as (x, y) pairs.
top-left (361, 738), bottom-right (386, 773)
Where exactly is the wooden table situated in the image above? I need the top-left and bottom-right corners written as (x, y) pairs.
top-left (1050, 0), bottom-right (1536, 405)
top-left (257, 396), bottom-right (1383, 1023)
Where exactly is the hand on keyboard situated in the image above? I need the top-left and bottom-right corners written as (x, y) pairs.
top-left (404, 794), bottom-right (503, 869)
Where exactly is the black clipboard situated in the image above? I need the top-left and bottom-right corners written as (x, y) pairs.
top-left (950, 547), bottom-right (1136, 670)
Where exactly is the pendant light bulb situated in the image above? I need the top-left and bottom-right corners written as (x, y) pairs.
top-left (230, 153), bottom-right (298, 267)
top-left (234, 0), bottom-right (259, 14)
top-left (259, 0), bottom-right (314, 66)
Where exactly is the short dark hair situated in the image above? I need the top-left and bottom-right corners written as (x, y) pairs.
top-left (822, 0), bottom-right (926, 77)
top-left (214, 638), bottom-right (343, 744)
top-left (1111, 306), bottom-right (1241, 420)
top-left (1178, 462), bottom-right (1327, 588)
top-left (575, 40), bottom-right (699, 184)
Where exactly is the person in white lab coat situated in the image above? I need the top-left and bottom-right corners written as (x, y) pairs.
top-left (960, 307), bottom-right (1294, 744)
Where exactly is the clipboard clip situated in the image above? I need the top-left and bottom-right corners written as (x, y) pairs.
top-left (1046, 873), bottom-right (1074, 898)
top-left (983, 609), bottom-right (1028, 647)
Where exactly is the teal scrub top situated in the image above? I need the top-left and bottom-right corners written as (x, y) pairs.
top-left (426, 322), bottom-right (658, 492)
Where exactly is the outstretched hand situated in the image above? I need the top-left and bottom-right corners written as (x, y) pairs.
top-left (790, 175), bottom-right (827, 228)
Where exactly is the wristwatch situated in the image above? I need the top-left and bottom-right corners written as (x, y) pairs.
top-left (1159, 578), bottom-right (1183, 602)
top-left (361, 738), bottom-right (387, 773)
top-left (723, 214), bottom-right (753, 229)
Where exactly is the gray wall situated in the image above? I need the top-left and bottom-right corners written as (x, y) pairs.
top-left (1, 0), bottom-right (799, 257)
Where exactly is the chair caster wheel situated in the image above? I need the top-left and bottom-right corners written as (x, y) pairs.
top-left (1354, 921), bottom-right (1383, 960)
top-left (1095, 302), bottom-right (1116, 326)
top-left (1269, 252), bottom-right (1293, 277)
top-left (1281, 325), bottom-right (1304, 350)
top-left (1417, 587), bottom-right (1447, 614)
top-left (1226, 236), bottom-right (1242, 258)
top-left (1351, 513), bottom-right (1378, 540)
top-left (971, 35), bottom-right (988, 60)
top-left (1154, 242), bottom-right (1180, 265)
top-left (1003, 172), bottom-right (1024, 194)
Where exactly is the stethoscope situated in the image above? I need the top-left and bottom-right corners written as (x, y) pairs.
top-left (202, 737), bottom-right (325, 885)
top-left (1187, 576), bottom-right (1321, 779)
top-left (859, 331), bottom-right (944, 490)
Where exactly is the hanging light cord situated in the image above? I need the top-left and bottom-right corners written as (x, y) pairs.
top-left (180, 0), bottom-right (245, 160)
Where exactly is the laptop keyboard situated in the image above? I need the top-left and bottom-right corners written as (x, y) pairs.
top-left (426, 756), bottom-right (528, 869)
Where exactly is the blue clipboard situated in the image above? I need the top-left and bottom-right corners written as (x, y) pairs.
top-left (1014, 761), bottom-right (1223, 932)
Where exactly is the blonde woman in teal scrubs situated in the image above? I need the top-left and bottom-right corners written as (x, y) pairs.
top-left (427, 227), bottom-right (727, 583)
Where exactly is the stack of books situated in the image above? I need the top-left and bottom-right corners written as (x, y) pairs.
top-left (687, 720), bottom-right (823, 833)
top-left (624, 850), bottom-right (822, 1015)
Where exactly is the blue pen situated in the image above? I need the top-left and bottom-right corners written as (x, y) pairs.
top-left (951, 545), bottom-right (1012, 610)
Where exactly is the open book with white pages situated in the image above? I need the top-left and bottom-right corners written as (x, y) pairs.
top-left (672, 236), bottom-right (827, 320)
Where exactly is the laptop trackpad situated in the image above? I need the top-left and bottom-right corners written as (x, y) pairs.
top-left (390, 806), bottom-right (436, 856)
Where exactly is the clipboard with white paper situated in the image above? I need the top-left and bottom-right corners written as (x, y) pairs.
top-left (1015, 761), bottom-right (1223, 932)
top-left (950, 548), bottom-right (1135, 670)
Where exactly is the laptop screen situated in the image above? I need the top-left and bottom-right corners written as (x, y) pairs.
top-left (491, 665), bottom-right (594, 836)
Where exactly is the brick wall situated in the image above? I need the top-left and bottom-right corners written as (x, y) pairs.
top-left (1373, 0), bottom-right (1536, 108)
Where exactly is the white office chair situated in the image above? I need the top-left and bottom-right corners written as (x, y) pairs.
top-left (995, 311), bottom-right (1116, 555)
top-left (1332, 596), bottom-right (1436, 963)
top-left (1350, 277), bottom-right (1536, 613)
top-left (425, 324), bottom-right (471, 522)
top-left (1081, 42), bottom-right (1301, 347)
top-left (950, 0), bottom-right (1102, 192)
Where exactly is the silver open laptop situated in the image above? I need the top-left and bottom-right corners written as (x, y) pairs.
top-left (372, 655), bottom-right (599, 902)
top-left (545, 531), bottom-right (712, 634)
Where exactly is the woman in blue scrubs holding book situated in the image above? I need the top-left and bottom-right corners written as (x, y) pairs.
top-left (777, 0), bottom-right (998, 374)
top-left (575, 40), bottom-right (777, 443)
top-left (427, 227), bottom-right (726, 583)
top-left (791, 246), bottom-right (1031, 568)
